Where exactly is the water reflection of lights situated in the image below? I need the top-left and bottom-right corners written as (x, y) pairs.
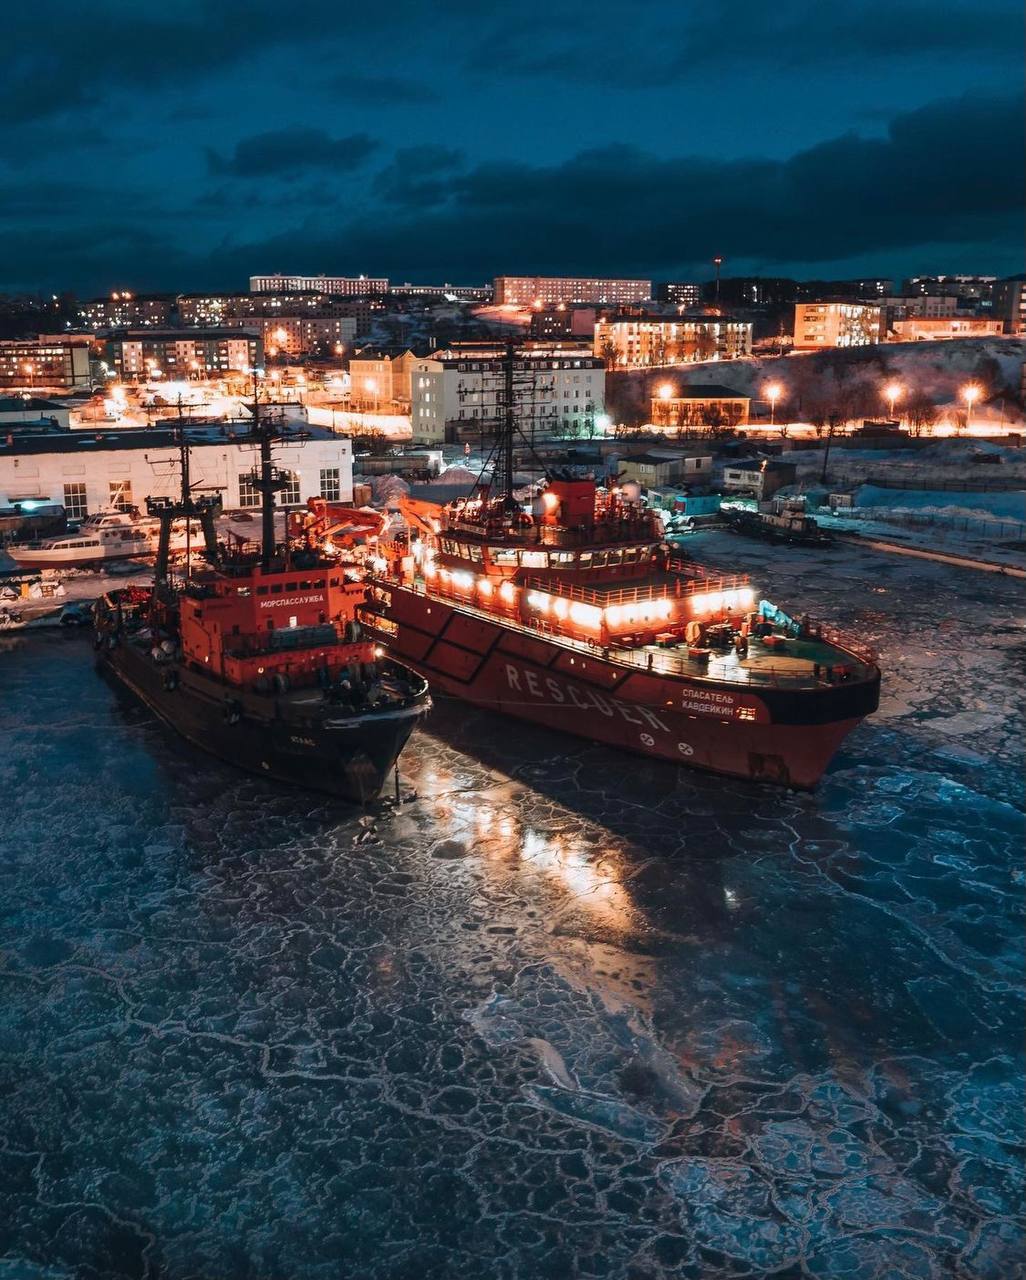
top-left (520, 828), bottom-right (631, 927)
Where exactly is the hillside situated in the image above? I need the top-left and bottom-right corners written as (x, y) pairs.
top-left (606, 337), bottom-right (1026, 427)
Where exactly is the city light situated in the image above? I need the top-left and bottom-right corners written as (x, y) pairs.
top-left (961, 381), bottom-right (982, 430)
top-left (764, 381), bottom-right (783, 426)
top-left (883, 380), bottom-right (904, 420)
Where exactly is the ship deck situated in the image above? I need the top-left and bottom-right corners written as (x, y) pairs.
top-left (376, 578), bottom-right (877, 691)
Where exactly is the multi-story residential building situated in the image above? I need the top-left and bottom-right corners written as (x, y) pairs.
top-left (493, 276), bottom-right (652, 307)
top-left (889, 316), bottom-right (1006, 342)
top-left (0, 422), bottom-right (353, 517)
top-left (178, 292), bottom-right (375, 336)
top-left (238, 316), bottom-right (357, 359)
top-left (797, 278), bottom-right (893, 301)
top-left (653, 282), bottom-right (702, 307)
top-left (249, 273), bottom-right (388, 296)
top-left (110, 330), bottom-right (262, 380)
top-left (792, 302), bottom-right (882, 349)
top-left (388, 282), bottom-right (493, 302)
top-left (410, 348), bottom-right (605, 445)
top-left (348, 351), bottom-right (418, 409)
top-left (992, 277), bottom-right (1026, 334)
top-left (594, 317), bottom-right (753, 368)
top-left (650, 384), bottom-right (751, 429)
top-left (0, 337), bottom-right (92, 390)
top-left (529, 306), bottom-right (598, 341)
top-left (902, 275), bottom-right (996, 303)
top-left (79, 292), bottom-right (175, 329)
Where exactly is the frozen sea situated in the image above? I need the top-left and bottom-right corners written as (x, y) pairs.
top-left (0, 535), bottom-right (1023, 1280)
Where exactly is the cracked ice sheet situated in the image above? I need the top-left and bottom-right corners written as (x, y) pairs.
top-left (0, 533), bottom-right (1022, 1280)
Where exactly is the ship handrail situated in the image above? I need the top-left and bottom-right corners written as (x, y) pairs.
top-left (521, 570), bottom-right (751, 607)
top-left (367, 577), bottom-right (877, 690)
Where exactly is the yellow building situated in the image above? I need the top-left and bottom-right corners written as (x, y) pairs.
top-left (793, 302), bottom-right (881, 349)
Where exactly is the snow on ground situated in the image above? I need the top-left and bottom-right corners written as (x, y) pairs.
top-left (852, 485), bottom-right (1026, 522)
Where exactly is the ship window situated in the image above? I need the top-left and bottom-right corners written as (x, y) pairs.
top-left (607, 550), bottom-right (622, 566)
top-left (271, 584), bottom-right (282, 594)
top-left (299, 580), bottom-right (311, 589)
top-left (491, 549), bottom-right (517, 565)
top-left (313, 579), bottom-right (325, 588)
top-left (579, 552), bottom-right (592, 566)
top-left (329, 577), bottom-right (339, 586)
top-left (285, 581), bottom-right (297, 590)
top-left (592, 552), bottom-right (607, 568)
top-left (257, 586), bottom-right (268, 596)
top-left (466, 545), bottom-right (483, 563)
top-left (237, 587), bottom-right (251, 597)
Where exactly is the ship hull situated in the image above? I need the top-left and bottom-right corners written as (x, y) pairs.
top-left (98, 640), bottom-right (427, 803)
top-left (362, 586), bottom-right (880, 789)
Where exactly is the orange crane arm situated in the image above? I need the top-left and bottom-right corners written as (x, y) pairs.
top-left (398, 496), bottom-right (444, 539)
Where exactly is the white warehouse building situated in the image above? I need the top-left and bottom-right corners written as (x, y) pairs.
top-left (0, 423), bottom-right (354, 519)
top-left (410, 348), bottom-right (605, 445)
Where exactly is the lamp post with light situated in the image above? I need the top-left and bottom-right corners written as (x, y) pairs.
top-left (883, 380), bottom-right (904, 424)
top-left (764, 381), bottom-right (782, 428)
top-left (961, 382), bottom-right (981, 432)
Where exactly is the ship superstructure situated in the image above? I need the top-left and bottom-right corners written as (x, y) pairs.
top-left (94, 406), bottom-right (429, 801)
top-left (359, 345), bottom-right (879, 788)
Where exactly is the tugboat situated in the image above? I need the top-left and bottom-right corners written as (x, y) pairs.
top-left (722, 503), bottom-right (834, 547)
top-left (94, 411), bottom-right (430, 802)
top-left (357, 343), bottom-right (880, 789)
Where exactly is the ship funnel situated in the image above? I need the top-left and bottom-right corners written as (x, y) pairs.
top-left (540, 475), bottom-right (597, 528)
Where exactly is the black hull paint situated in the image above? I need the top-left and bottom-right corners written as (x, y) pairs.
top-left (98, 642), bottom-right (428, 803)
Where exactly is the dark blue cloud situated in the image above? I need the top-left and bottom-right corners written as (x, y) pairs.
top-left (0, 0), bottom-right (1021, 292)
top-left (207, 128), bottom-right (379, 179)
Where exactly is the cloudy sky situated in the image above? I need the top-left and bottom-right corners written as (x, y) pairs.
top-left (2, 0), bottom-right (1022, 295)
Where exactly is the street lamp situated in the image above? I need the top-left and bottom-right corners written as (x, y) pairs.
top-left (961, 382), bottom-right (982, 432)
top-left (764, 381), bottom-right (783, 427)
top-left (883, 380), bottom-right (904, 422)
top-left (658, 382), bottom-right (674, 400)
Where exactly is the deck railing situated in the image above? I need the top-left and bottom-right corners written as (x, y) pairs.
top-left (521, 570), bottom-right (752, 608)
top-left (368, 574), bottom-right (877, 689)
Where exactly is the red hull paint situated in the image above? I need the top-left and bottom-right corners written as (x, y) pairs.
top-left (363, 586), bottom-right (877, 789)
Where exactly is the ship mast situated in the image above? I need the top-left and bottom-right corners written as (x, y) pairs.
top-left (243, 368), bottom-right (294, 572)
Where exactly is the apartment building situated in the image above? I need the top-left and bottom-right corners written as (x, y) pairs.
top-left (410, 349), bottom-right (605, 445)
top-left (792, 302), bottom-right (882, 349)
top-left (110, 330), bottom-right (262, 379)
top-left (80, 293), bottom-right (174, 329)
top-left (0, 338), bottom-right (92, 390)
top-left (239, 316), bottom-right (357, 358)
top-left (493, 276), bottom-right (651, 307)
top-left (348, 351), bottom-right (418, 409)
top-left (594, 316), bottom-right (753, 367)
top-left (993, 277), bottom-right (1026, 334)
top-left (249, 273), bottom-right (388, 296)
top-left (653, 282), bottom-right (702, 307)
top-left (178, 293), bottom-right (374, 336)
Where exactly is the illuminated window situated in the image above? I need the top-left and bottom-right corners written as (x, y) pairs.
top-left (108, 480), bottom-right (133, 511)
top-left (63, 482), bottom-right (87, 521)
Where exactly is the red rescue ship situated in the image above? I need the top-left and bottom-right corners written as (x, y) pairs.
top-left (94, 416), bottom-right (430, 802)
top-left (359, 352), bottom-right (880, 789)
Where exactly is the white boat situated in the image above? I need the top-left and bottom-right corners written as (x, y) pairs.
top-left (6, 509), bottom-right (205, 571)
